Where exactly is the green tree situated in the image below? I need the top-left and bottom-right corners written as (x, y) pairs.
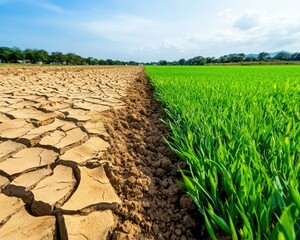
top-left (178, 58), bottom-right (186, 65)
top-left (50, 52), bottom-right (65, 64)
top-left (65, 53), bottom-right (84, 65)
top-left (0, 47), bottom-right (13, 62)
top-left (8, 47), bottom-right (23, 63)
top-left (218, 55), bottom-right (229, 63)
top-left (205, 57), bottom-right (216, 64)
top-left (98, 59), bottom-right (107, 65)
top-left (24, 49), bottom-right (34, 62)
top-left (274, 52), bottom-right (291, 61)
top-left (187, 56), bottom-right (206, 65)
top-left (257, 52), bottom-right (270, 61)
top-left (86, 57), bottom-right (99, 65)
top-left (226, 53), bottom-right (245, 62)
top-left (128, 61), bottom-right (138, 65)
top-left (158, 60), bottom-right (168, 65)
top-left (106, 59), bottom-right (115, 65)
top-left (34, 49), bottom-right (49, 63)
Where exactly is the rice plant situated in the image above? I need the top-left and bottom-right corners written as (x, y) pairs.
top-left (146, 66), bottom-right (300, 239)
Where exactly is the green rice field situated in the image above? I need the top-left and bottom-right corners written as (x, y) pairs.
top-left (146, 66), bottom-right (300, 239)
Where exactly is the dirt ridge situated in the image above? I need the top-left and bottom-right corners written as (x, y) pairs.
top-left (102, 69), bottom-right (201, 239)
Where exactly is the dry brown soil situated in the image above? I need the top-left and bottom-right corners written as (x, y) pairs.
top-left (0, 66), bottom-right (201, 239)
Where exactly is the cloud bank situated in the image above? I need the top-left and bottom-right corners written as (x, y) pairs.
top-left (0, 0), bottom-right (299, 61)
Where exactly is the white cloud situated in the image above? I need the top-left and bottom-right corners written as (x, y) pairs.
top-left (128, 10), bottom-right (300, 60)
top-left (233, 12), bottom-right (262, 30)
top-left (3, 0), bottom-right (299, 61)
top-left (26, 7), bottom-right (300, 61)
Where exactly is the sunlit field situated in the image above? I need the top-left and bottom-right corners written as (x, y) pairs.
top-left (146, 66), bottom-right (300, 239)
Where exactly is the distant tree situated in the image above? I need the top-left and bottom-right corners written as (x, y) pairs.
top-left (86, 57), bottom-right (99, 65)
top-left (257, 52), bottom-right (270, 61)
top-left (158, 60), bottom-right (167, 65)
top-left (8, 47), bottom-right (23, 63)
top-left (24, 49), bottom-right (49, 63)
top-left (2, 45), bottom-right (299, 66)
top-left (128, 61), bottom-right (138, 65)
top-left (0, 47), bottom-right (13, 62)
top-left (34, 49), bottom-right (49, 63)
top-left (245, 56), bottom-right (256, 62)
top-left (178, 58), bottom-right (186, 65)
top-left (237, 53), bottom-right (246, 62)
top-left (228, 54), bottom-right (235, 62)
top-left (24, 49), bottom-right (34, 62)
top-left (98, 59), bottom-right (107, 65)
top-left (205, 57), bottom-right (216, 64)
top-left (169, 61), bottom-right (178, 66)
top-left (106, 59), bottom-right (114, 65)
top-left (188, 56), bottom-right (206, 65)
top-left (50, 52), bottom-right (65, 64)
top-left (114, 60), bottom-right (123, 65)
top-left (273, 52), bottom-right (291, 61)
top-left (218, 55), bottom-right (229, 63)
top-left (65, 53), bottom-right (84, 65)
top-left (226, 53), bottom-right (245, 62)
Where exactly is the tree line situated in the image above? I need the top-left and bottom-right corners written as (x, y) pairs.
top-left (0, 47), bottom-right (299, 66)
top-left (0, 47), bottom-right (139, 65)
top-left (154, 52), bottom-right (300, 66)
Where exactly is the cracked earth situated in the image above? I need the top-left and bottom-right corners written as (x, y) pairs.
top-left (0, 66), bottom-right (136, 239)
top-left (0, 66), bottom-right (199, 240)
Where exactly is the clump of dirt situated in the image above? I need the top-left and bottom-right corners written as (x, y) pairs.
top-left (101, 69), bottom-right (204, 239)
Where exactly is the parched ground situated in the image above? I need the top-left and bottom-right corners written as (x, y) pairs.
top-left (0, 66), bottom-right (200, 240)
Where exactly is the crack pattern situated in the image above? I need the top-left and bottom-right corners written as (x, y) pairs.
top-left (0, 66), bottom-right (141, 239)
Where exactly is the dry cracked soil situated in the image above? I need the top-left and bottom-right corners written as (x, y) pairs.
top-left (0, 66), bottom-right (202, 240)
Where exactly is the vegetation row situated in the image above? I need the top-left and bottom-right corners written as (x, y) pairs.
top-left (0, 47), bottom-right (139, 65)
top-left (0, 47), bottom-right (299, 66)
top-left (146, 66), bottom-right (300, 239)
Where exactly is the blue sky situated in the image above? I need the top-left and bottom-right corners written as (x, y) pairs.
top-left (0, 0), bottom-right (299, 61)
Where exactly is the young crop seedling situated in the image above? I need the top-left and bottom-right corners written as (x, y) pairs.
top-left (146, 65), bottom-right (300, 239)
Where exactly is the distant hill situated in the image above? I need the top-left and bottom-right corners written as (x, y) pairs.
top-left (268, 50), bottom-right (293, 58)
top-left (246, 50), bottom-right (295, 58)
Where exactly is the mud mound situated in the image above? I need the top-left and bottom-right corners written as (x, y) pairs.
top-left (102, 70), bottom-right (201, 239)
